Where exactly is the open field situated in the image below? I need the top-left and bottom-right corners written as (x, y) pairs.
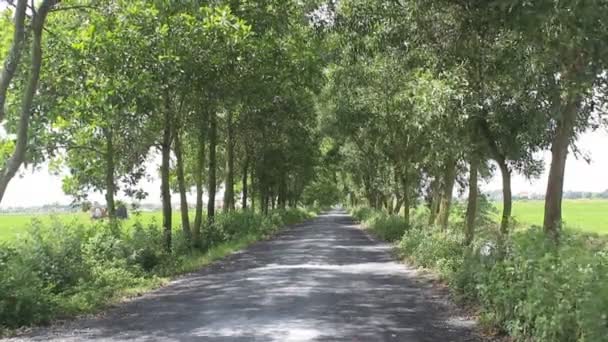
top-left (0, 211), bottom-right (185, 241)
top-left (496, 199), bottom-right (608, 234)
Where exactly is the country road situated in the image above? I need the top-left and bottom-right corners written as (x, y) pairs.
top-left (8, 210), bottom-right (480, 342)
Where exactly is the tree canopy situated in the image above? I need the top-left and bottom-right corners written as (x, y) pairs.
top-left (1, 0), bottom-right (606, 247)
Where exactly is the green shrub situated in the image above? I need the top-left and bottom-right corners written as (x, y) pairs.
top-left (21, 220), bottom-right (89, 293)
top-left (368, 212), bottom-right (408, 242)
top-left (124, 221), bottom-right (166, 272)
top-left (399, 227), bottom-right (465, 277)
top-left (0, 244), bottom-right (55, 328)
top-left (0, 207), bottom-right (314, 331)
top-left (350, 206), bottom-right (376, 222)
top-left (396, 217), bottom-right (608, 341)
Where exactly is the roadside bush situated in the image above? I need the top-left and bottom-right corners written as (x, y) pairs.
top-left (0, 207), bottom-right (314, 331)
top-left (401, 224), bottom-right (608, 341)
top-left (124, 221), bottom-right (166, 272)
top-left (367, 213), bottom-right (408, 242)
top-left (0, 244), bottom-right (54, 327)
top-left (354, 206), bottom-right (608, 341)
top-left (399, 227), bottom-right (465, 277)
top-left (351, 206), bottom-right (376, 222)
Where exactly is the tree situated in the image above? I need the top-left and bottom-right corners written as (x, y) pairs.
top-left (0, 0), bottom-right (61, 203)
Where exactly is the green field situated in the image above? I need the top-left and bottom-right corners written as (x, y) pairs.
top-left (0, 211), bottom-right (185, 241)
top-left (496, 199), bottom-right (608, 234)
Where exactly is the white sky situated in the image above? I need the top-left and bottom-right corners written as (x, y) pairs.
top-left (484, 128), bottom-right (608, 194)
top-left (1, 129), bottom-right (607, 208)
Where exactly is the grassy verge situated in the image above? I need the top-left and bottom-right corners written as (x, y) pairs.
top-left (0, 208), bottom-right (315, 335)
top-left (0, 211), bottom-right (186, 242)
top-left (350, 206), bottom-right (608, 341)
top-left (493, 199), bottom-right (608, 235)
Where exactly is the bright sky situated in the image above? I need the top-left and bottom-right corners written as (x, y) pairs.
top-left (484, 128), bottom-right (608, 194)
top-left (1, 129), bottom-right (607, 208)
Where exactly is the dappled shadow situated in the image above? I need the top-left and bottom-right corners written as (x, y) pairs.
top-left (9, 210), bottom-right (478, 342)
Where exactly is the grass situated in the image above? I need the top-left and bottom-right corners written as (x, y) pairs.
top-left (0, 211), bottom-right (184, 241)
top-left (495, 199), bottom-right (608, 234)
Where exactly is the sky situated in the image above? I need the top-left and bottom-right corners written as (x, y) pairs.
top-left (1, 128), bottom-right (607, 208)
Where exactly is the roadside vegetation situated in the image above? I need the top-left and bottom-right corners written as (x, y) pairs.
top-left (1, 0), bottom-right (607, 340)
top-left (0, 0), bottom-right (328, 332)
top-left (0, 208), bottom-right (315, 332)
top-left (352, 206), bottom-right (608, 341)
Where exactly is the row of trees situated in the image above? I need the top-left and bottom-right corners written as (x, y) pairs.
top-left (318, 0), bottom-right (607, 243)
top-left (2, 0), bottom-right (606, 247)
top-left (0, 0), bottom-right (326, 250)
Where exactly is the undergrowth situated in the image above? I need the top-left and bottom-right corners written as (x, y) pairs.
top-left (351, 205), bottom-right (608, 341)
top-left (0, 208), bottom-right (314, 333)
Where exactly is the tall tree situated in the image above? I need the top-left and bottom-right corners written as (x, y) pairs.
top-left (0, 0), bottom-right (60, 203)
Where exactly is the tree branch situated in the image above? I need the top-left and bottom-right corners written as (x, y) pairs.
top-left (49, 4), bottom-right (98, 13)
top-left (0, 0), bottom-right (27, 122)
top-left (0, 0), bottom-right (61, 203)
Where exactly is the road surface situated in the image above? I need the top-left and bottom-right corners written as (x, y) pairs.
top-left (9, 210), bottom-right (480, 341)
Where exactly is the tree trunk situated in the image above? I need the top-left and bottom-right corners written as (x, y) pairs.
top-left (224, 111), bottom-right (235, 211)
top-left (498, 160), bottom-right (512, 235)
top-left (543, 99), bottom-right (578, 242)
top-left (465, 156), bottom-right (479, 246)
top-left (428, 179), bottom-right (440, 225)
top-left (278, 176), bottom-right (287, 210)
top-left (401, 174), bottom-right (410, 229)
top-left (193, 127), bottom-right (206, 248)
top-left (242, 156), bottom-right (249, 209)
top-left (174, 131), bottom-right (191, 243)
top-left (403, 192), bottom-right (410, 230)
top-left (0, 0), bottom-right (27, 122)
top-left (436, 158), bottom-right (457, 230)
top-left (393, 196), bottom-right (403, 216)
top-left (0, 1), bottom-right (56, 204)
top-left (207, 112), bottom-right (217, 223)
top-left (161, 97), bottom-right (172, 252)
top-left (251, 166), bottom-right (256, 212)
top-left (261, 186), bottom-right (268, 215)
top-left (104, 129), bottom-right (116, 219)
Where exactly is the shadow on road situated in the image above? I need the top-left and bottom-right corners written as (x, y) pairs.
top-left (10, 210), bottom-right (479, 342)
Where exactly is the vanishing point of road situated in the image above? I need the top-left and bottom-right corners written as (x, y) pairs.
top-left (8, 210), bottom-right (480, 342)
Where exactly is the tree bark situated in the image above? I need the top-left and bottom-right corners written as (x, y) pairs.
top-left (261, 186), bottom-right (268, 215)
top-left (498, 160), bottom-right (512, 235)
top-left (103, 128), bottom-right (116, 219)
top-left (207, 112), bottom-right (217, 223)
top-left (0, 0), bottom-right (27, 122)
top-left (428, 179), bottom-right (440, 225)
top-left (0, 0), bottom-right (58, 204)
top-left (161, 96), bottom-right (172, 252)
top-left (174, 130), bottom-right (191, 243)
top-left (271, 191), bottom-right (276, 210)
top-left (224, 111), bottom-right (235, 211)
top-left (401, 174), bottom-right (410, 229)
top-left (393, 196), bottom-right (403, 216)
top-left (543, 99), bottom-right (578, 242)
top-left (193, 126), bottom-right (206, 248)
top-left (242, 156), bottom-right (249, 209)
top-left (436, 158), bottom-right (457, 230)
top-left (465, 156), bottom-right (479, 246)
top-left (251, 165), bottom-right (256, 212)
top-left (278, 176), bottom-right (287, 210)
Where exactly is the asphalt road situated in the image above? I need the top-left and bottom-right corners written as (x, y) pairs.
top-left (8, 210), bottom-right (480, 342)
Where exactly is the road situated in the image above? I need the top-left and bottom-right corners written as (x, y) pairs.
top-left (9, 210), bottom-right (480, 342)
